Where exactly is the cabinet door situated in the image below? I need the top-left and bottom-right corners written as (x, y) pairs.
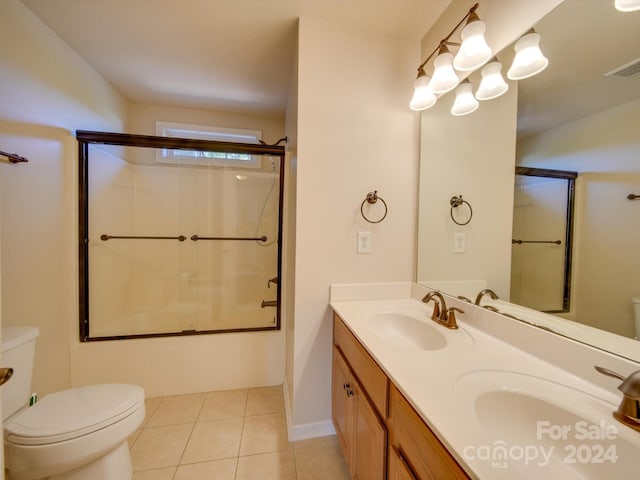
top-left (332, 347), bottom-right (356, 475)
top-left (388, 446), bottom-right (417, 480)
top-left (389, 385), bottom-right (469, 480)
top-left (354, 387), bottom-right (386, 480)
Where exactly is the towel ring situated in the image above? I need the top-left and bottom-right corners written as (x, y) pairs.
top-left (450, 195), bottom-right (472, 226)
top-left (360, 191), bottom-right (388, 224)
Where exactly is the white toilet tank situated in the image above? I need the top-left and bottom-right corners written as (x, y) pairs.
top-left (1, 327), bottom-right (39, 420)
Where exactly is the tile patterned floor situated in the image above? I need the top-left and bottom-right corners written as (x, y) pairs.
top-left (129, 386), bottom-right (350, 480)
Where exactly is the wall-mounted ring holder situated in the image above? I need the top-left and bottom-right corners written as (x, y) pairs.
top-left (360, 190), bottom-right (388, 224)
top-left (450, 195), bottom-right (472, 226)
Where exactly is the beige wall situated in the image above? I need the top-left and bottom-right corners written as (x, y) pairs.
top-left (0, 0), bottom-right (128, 398)
top-left (417, 84), bottom-right (518, 298)
top-left (283, 23), bottom-right (299, 422)
top-left (518, 99), bottom-right (640, 337)
top-left (288, 16), bottom-right (420, 437)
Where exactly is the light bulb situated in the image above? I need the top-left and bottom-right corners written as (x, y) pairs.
top-left (615, 0), bottom-right (640, 12)
top-left (453, 18), bottom-right (492, 71)
top-left (475, 60), bottom-right (509, 101)
top-left (409, 73), bottom-right (437, 111)
top-left (451, 80), bottom-right (479, 116)
top-left (507, 30), bottom-right (548, 80)
top-left (428, 45), bottom-right (459, 94)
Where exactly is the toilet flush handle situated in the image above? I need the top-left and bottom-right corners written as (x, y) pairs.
top-left (0, 367), bottom-right (13, 386)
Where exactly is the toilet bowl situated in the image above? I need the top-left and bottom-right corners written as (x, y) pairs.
top-left (2, 327), bottom-right (145, 480)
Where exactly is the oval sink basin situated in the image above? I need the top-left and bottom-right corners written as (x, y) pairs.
top-left (365, 313), bottom-right (447, 351)
top-left (454, 370), bottom-right (640, 479)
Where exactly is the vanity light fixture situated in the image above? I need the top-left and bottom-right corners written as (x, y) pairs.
top-left (450, 79), bottom-right (479, 116)
top-left (410, 3), bottom-right (491, 108)
top-left (475, 57), bottom-right (509, 100)
top-left (409, 67), bottom-right (437, 111)
top-left (507, 29), bottom-right (549, 80)
top-left (615, 0), bottom-right (640, 12)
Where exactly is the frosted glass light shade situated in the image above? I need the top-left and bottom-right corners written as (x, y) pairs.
top-left (475, 60), bottom-right (509, 100)
top-left (615, 0), bottom-right (640, 11)
top-left (453, 19), bottom-right (492, 71)
top-left (428, 46), bottom-right (459, 94)
top-left (451, 81), bottom-right (478, 116)
top-left (507, 30), bottom-right (548, 80)
top-left (409, 74), bottom-right (437, 111)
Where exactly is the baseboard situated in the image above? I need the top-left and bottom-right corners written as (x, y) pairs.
top-left (282, 378), bottom-right (336, 442)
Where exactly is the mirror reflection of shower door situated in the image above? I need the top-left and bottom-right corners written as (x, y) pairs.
top-left (510, 168), bottom-right (576, 312)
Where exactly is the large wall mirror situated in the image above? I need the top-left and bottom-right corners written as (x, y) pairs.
top-left (417, 0), bottom-right (640, 363)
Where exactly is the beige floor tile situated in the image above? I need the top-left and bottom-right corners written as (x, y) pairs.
top-left (147, 393), bottom-right (206, 427)
top-left (198, 389), bottom-right (248, 421)
top-left (294, 438), bottom-right (350, 480)
top-left (131, 423), bottom-right (193, 471)
top-left (128, 397), bottom-right (165, 447)
top-left (180, 417), bottom-right (244, 464)
top-left (293, 434), bottom-right (340, 451)
top-left (142, 397), bottom-right (163, 425)
top-left (239, 412), bottom-right (291, 456)
top-left (174, 458), bottom-right (237, 480)
top-left (132, 466), bottom-right (176, 480)
top-left (245, 385), bottom-right (284, 416)
top-left (236, 451), bottom-right (296, 480)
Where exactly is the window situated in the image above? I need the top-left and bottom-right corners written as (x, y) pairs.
top-left (155, 122), bottom-right (262, 168)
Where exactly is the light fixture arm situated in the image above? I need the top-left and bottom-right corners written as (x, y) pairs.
top-left (416, 2), bottom-right (480, 73)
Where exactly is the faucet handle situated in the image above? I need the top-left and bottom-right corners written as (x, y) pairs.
top-left (595, 366), bottom-right (640, 399)
top-left (443, 307), bottom-right (463, 329)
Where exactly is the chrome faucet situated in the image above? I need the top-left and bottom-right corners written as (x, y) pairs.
top-left (475, 288), bottom-right (499, 306)
top-left (421, 291), bottom-right (463, 329)
top-left (595, 366), bottom-right (640, 432)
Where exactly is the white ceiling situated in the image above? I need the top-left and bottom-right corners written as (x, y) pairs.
top-left (516, 0), bottom-right (640, 139)
top-left (21, 0), bottom-right (450, 117)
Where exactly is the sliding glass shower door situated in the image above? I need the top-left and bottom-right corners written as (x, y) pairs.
top-left (78, 131), bottom-right (284, 340)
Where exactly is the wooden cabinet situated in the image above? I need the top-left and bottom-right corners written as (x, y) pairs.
top-left (332, 312), bottom-right (469, 480)
top-left (388, 446), bottom-right (417, 480)
top-left (389, 384), bottom-right (469, 480)
top-left (332, 314), bottom-right (387, 480)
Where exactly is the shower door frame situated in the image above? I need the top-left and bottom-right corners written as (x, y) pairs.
top-left (513, 166), bottom-right (577, 313)
top-left (77, 130), bottom-right (285, 342)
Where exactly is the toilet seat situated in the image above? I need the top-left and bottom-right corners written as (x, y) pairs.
top-left (5, 384), bottom-right (144, 446)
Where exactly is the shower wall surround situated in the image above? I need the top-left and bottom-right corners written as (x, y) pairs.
top-left (80, 134), bottom-right (284, 340)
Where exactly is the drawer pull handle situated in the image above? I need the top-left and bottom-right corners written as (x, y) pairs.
top-left (0, 367), bottom-right (13, 386)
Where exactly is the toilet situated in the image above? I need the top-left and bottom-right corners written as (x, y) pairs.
top-left (2, 327), bottom-right (145, 480)
top-left (633, 297), bottom-right (640, 341)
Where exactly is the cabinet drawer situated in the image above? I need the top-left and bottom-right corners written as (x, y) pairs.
top-left (389, 446), bottom-right (417, 480)
top-left (333, 313), bottom-right (388, 418)
top-left (389, 384), bottom-right (469, 480)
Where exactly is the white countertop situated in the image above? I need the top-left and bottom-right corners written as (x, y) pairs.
top-left (330, 283), bottom-right (640, 479)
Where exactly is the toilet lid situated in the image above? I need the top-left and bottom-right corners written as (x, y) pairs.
top-left (4, 384), bottom-right (144, 446)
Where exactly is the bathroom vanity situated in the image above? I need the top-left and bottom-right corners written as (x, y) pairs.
top-left (332, 313), bottom-right (467, 479)
top-left (330, 283), bottom-right (640, 479)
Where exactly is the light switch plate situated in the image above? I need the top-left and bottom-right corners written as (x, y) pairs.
top-left (357, 231), bottom-right (372, 254)
top-left (454, 232), bottom-right (466, 253)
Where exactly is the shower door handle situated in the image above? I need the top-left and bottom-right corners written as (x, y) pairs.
top-left (0, 367), bottom-right (13, 386)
